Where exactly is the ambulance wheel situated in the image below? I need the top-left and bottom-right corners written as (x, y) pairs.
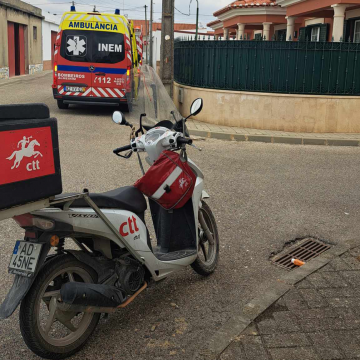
top-left (191, 201), bottom-right (219, 276)
top-left (57, 100), bottom-right (69, 110)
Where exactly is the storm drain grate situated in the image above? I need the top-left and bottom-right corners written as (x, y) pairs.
top-left (271, 238), bottom-right (331, 270)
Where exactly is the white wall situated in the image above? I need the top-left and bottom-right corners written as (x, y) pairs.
top-left (42, 19), bottom-right (59, 62)
top-left (305, 18), bottom-right (325, 26)
top-left (148, 29), bottom-right (213, 66)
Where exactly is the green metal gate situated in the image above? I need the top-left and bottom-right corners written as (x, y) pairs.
top-left (174, 40), bottom-right (360, 95)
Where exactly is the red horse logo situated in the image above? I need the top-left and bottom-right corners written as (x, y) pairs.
top-left (7, 138), bottom-right (43, 169)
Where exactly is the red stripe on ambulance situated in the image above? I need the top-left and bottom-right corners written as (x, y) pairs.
top-left (91, 87), bottom-right (125, 98)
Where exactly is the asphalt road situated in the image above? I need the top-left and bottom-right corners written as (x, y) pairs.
top-left (1, 72), bottom-right (360, 359)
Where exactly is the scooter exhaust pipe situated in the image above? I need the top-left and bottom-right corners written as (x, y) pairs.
top-left (57, 282), bottom-right (147, 314)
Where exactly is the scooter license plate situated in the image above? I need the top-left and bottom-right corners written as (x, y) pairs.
top-left (8, 241), bottom-right (42, 278)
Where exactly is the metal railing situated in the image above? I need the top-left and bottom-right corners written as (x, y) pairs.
top-left (174, 39), bottom-right (360, 95)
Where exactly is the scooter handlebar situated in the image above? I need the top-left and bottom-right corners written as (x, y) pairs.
top-left (113, 144), bottom-right (132, 155)
top-left (177, 137), bottom-right (193, 146)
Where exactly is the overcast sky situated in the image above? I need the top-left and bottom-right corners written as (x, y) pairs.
top-left (24, 0), bottom-right (230, 28)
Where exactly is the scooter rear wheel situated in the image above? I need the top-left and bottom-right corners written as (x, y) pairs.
top-left (191, 201), bottom-right (219, 276)
top-left (19, 254), bottom-right (101, 359)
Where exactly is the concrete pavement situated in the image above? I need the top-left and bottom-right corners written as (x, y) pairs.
top-left (1, 73), bottom-right (360, 360)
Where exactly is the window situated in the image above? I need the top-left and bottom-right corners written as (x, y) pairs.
top-left (311, 26), bottom-right (320, 42)
top-left (60, 30), bottom-right (125, 64)
top-left (355, 20), bottom-right (360, 43)
top-left (33, 26), bottom-right (37, 40)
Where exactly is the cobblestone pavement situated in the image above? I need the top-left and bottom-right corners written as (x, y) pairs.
top-left (220, 247), bottom-right (360, 360)
top-left (187, 119), bottom-right (360, 146)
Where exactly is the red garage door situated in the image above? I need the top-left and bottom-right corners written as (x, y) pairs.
top-left (8, 22), bottom-right (15, 77)
top-left (8, 22), bottom-right (25, 77)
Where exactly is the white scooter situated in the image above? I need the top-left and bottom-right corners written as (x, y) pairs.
top-left (0, 98), bottom-right (219, 359)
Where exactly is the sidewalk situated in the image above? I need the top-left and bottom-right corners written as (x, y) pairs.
top-left (197, 239), bottom-right (360, 360)
top-left (187, 119), bottom-right (360, 146)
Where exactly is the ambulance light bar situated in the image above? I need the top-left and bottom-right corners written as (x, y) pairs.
top-left (115, 9), bottom-right (120, 15)
top-left (70, 5), bottom-right (76, 11)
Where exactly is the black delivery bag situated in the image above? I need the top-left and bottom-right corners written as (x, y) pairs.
top-left (0, 103), bottom-right (62, 210)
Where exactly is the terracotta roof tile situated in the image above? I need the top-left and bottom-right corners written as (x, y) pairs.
top-left (213, 0), bottom-right (277, 16)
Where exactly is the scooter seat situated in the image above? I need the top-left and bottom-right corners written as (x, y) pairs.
top-left (57, 186), bottom-right (147, 214)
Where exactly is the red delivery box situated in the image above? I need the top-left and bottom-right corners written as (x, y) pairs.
top-left (0, 104), bottom-right (62, 210)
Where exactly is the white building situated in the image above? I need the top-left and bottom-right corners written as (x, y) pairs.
top-left (42, 14), bottom-right (59, 71)
top-left (150, 28), bottom-right (211, 67)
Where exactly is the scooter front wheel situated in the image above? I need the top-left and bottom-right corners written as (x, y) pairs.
top-left (19, 254), bottom-right (101, 359)
top-left (191, 201), bottom-right (219, 276)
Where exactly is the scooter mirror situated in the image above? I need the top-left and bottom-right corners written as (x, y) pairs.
top-left (112, 111), bottom-right (125, 125)
top-left (190, 98), bottom-right (203, 117)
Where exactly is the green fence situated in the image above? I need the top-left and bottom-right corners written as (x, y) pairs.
top-left (174, 40), bottom-right (360, 95)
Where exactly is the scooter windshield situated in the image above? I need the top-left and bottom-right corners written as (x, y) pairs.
top-left (136, 65), bottom-right (182, 130)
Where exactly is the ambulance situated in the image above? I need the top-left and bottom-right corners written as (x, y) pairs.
top-left (129, 20), bottom-right (140, 99)
top-left (134, 26), bottom-right (144, 65)
top-left (52, 7), bottom-right (138, 111)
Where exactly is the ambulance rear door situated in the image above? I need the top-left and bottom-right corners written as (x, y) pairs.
top-left (57, 16), bottom-right (94, 98)
top-left (91, 29), bottom-right (129, 100)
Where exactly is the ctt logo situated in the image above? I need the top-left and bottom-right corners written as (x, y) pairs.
top-left (0, 127), bottom-right (55, 186)
top-left (7, 136), bottom-right (43, 171)
top-left (119, 216), bottom-right (139, 237)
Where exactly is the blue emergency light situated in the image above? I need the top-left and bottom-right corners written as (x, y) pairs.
top-left (115, 9), bottom-right (120, 15)
top-left (70, 5), bottom-right (76, 11)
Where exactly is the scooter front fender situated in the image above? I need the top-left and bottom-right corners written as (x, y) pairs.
top-left (202, 190), bottom-right (210, 199)
top-left (0, 241), bottom-right (51, 320)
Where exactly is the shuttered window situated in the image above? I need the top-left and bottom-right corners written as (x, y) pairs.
top-left (319, 23), bottom-right (329, 42)
top-left (311, 27), bottom-right (320, 42)
top-left (355, 20), bottom-right (360, 43)
top-left (299, 24), bottom-right (328, 42)
top-left (298, 27), bottom-right (306, 41)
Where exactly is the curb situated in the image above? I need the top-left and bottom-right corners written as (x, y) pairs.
top-left (0, 70), bottom-right (53, 88)
top-left (196, 238), bottom-right (360, 360)
top-left (189, 129), bottom-right (360, 147)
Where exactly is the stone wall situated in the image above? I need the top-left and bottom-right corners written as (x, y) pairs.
top-left (174, 82), bottom-right (360, 134)
top-left (29, 63), bottom-right (43, 74)
top-left (0, 67), bottom-right (9, 79)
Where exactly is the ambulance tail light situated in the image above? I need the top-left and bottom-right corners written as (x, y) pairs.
top-left (127, 66), bottom-right (131, 76)
top-left (53, 63), bottom-right (58, 84)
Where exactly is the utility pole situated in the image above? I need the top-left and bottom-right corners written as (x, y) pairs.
top-left (160, 0), bottom-right (175, 97)
top-left (149, 0), bottom-right (154, 68)
top-left (195, 0), bottom-right (199, 40)
top-left (144, 5), bottom-right (148, 64)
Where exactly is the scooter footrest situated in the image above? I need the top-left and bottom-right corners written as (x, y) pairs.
top-left (154, 249), bottom-right (197, 261)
